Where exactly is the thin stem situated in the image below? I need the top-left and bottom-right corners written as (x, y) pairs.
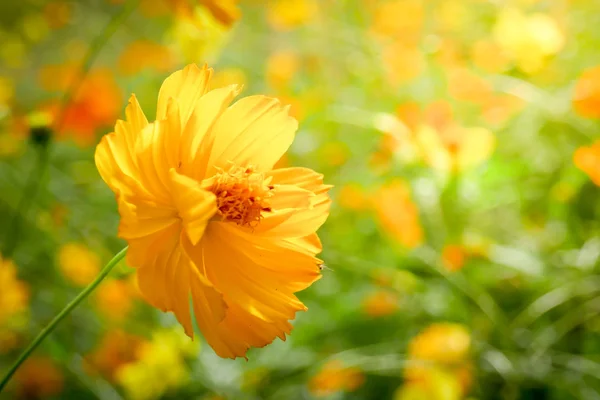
top-left (0, 246), bottom-right (128, 393)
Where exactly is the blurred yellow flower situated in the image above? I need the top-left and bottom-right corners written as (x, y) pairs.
top-left (493, 8), bottom-right (565, 74)
top-left (394, 367), bottom-right (463, 400)
top-left (86, 330), bottom-right (143, 381)
top-left (266, 50), bottom-right (300, 90)
top-left (0, 255), bottom-right (29, 326)
top-left (267, 0), bottom-right (319, 31)
top-left (95, 64), bottom-right (331, 359)
top-left (383, 42), bottom-right (425, 85)
top-left (338, 184), bottom-right (369, 211)
top-left (115, 329), bottom-right (198, 400)
top-left (0, 254), bottom-right (29, 354)
top-left (13, 356), bottom-right (64, 399)
top-left (118, 40), bottom-right (175, 76)
top-left (308, 360), bottom-right (365, 397)
top-left (574, 141), bottom-right (600, 186)
top-left (58, 243), bottom-right (100, 287)
top-left (371, 0), bottom-right (423, 44)
top-left (403, 323), bottom-right (472, 399)
top-left (415, 124), bottom-right (495, 172)
top-left (407, 323), bottom-right (471, 370)
top-left (573, 65), bottom-right (600, 119)
top-left (362, 290), bottom-right (399, 317)
top-left (169, 6), bottom-right (231, 64)
top-left (471, 39), bottom-right (510, 74)
top-left (373, 180), bottom-right (423, 249)
top-left (95, 278), bottom-right (136, 320)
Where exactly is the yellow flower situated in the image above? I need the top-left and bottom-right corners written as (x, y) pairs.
top-left (95, 64), bottom-right (331, 359)
top-left (371, 0), bottom-right (423, 44)
top-left (57, 243), bottom-right (100, 286)
top-left (404, 324), bottom-right (472, 398)
top-left (415, 124), bottom-right (495, 172)
top-left (0, 255), bottom-right (29, 326)
top-left (308, 360), bottom-right (365, 397)
top-left (408, 323), bottom-right (470, 366)
top-left (115, 329), bottom-right (199, 400)
top-left (394, 367), bottom-right (463, 400)
top-left (493, 8), bottom-right (564, 74)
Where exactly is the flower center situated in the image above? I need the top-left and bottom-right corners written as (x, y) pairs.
top-left (209, 165), bottom-right (274, 227)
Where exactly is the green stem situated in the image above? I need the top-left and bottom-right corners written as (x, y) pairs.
top-left (0, 246), bottom-right (128, 393)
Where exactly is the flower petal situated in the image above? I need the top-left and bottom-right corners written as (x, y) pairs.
top-left (183, 222), bottom-right (323, 358)
top-left (254, 167), bottom-right (332, 238)
top-left (156, 64), bottom-right (212, 124)
top-left (180, 85), bottom-right (241, 179)
top-left (201, 96), bottom-right (297, 175)
top-left (169, 169), bottom-right (217, 245)
top-left (95, 94), bottom-right (150, 200)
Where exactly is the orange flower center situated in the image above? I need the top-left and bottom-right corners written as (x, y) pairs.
top-left (210, 165), bottom-right (274, 227)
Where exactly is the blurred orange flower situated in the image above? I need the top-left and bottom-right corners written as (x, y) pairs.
top-left (95, 64), bottom-right (331, 359)
top-left (447, 68), bottom-right (493, 105)
top-left (14, 356), bottom-right (64, 399)
top-left (86, 330), bottom-right (144, 381)
top-left (373, 180), bottom-right (423, 249)
top-left (118, 40), bottom-right (175, 76)
top-left (362, 290), bottom-right (399, 317)
top-left (95, 278), bottom-right (137, 321)
top-left (43, 1), bottom-right (72, 29)
top-left (139, 0), bottom-right (240, 27)
top-left (574, 141), bottom-right (600, 185)
top-left (267, 0), bottom-right (318, 31)
top-left (308, 360), bottom-right (365, 397)
top-left (442, 245), bottom-right (466, 272)
top-left (573, 65), bottom-right (600, 119)
top-left (57, 243), bottom-right (100, 287)
top-left (39, 65), bottom-right (123, 145)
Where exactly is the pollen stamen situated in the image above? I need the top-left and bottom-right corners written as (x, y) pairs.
top-left (210, 165), bottom-right (274, 227)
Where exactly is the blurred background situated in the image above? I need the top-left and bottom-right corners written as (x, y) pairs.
top-left (2, 0), bottom-right (600, 399)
